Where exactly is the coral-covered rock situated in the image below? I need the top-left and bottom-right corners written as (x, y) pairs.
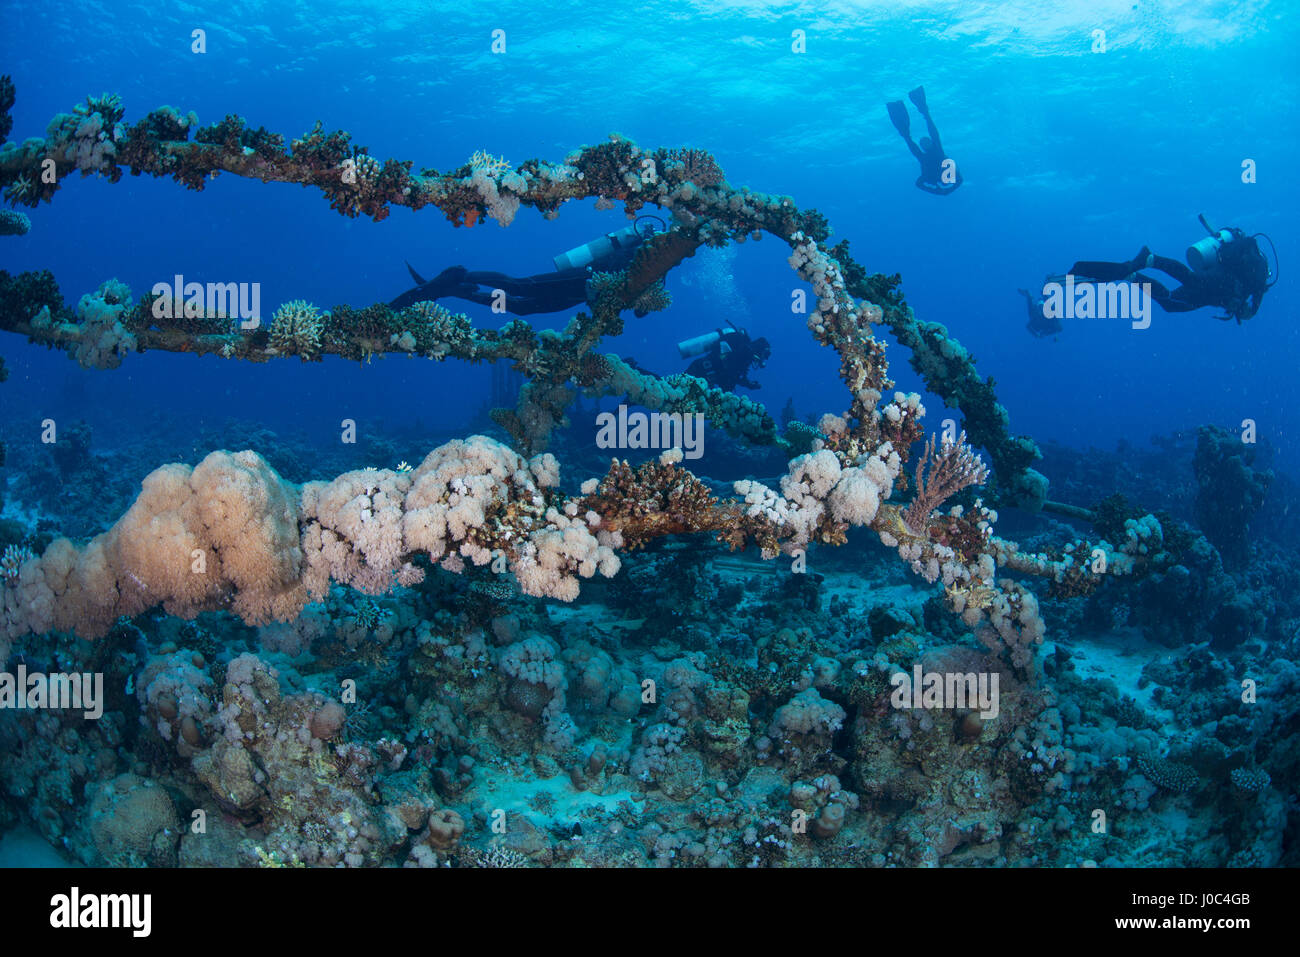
top-left (87, 773), bottom-right (180, 867)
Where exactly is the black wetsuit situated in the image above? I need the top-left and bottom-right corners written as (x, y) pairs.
top-left (1020, 287), bottom-right (1061, 338)
top-left (685, 331), bottom-right (763, 392)
top-left (391, 233), bottom-right (645, 316)
top-left (1071, 232), bottom-right (1269, 321)
top-left (887, 86), bottom-right (963, 196)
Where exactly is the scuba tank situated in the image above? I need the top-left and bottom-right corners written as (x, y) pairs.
top-left (1187, 233), bottom-right (1233, 271)
top-left (678, 327), bottom-right (738, 359)
top-left (553, 225), bottom-right (642, 271)
top-left (1188, 213), bottom-right (1280, 287)
top-left (552, 216), bottom-right (666, 272)
top-left (1186, 213), bottom-right (1237, 272)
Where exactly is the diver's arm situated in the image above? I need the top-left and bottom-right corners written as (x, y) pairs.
top-left (922, 113), bottom-right (942, 153)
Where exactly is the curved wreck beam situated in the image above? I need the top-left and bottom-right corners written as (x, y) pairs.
top-left (0, 81), bottom-right (1166, 667)
top-left (0, 82), bottom-right (1045, 508)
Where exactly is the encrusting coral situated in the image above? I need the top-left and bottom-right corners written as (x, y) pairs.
top-left (1, 77), bottom-right (1038, 505)
top-left (0, 80), bottom-right (1168, 663)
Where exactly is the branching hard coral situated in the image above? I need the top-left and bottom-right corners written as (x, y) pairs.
top-left (467, 150), bottom-right (513, 180)
top-left (1, 544), bottom-right (32, 585)
top-left (267, 299), bottom-right (325, 360)
top-left (902, 432), bottom-right (989, 534)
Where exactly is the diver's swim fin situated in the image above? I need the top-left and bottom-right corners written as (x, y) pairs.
top-left (405, 260), bottom-right (427, 286)
top-left (908, 85), bottom-right (928, 114)
top-left (886, 100), bottom-right (910, 136)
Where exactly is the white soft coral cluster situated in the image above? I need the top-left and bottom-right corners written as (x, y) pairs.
top-left (1, 449), bottom-right (306, 640)
top-left (973, 583), bottom-right (1046, 672)
top-left (498, 636), bottom-right (577, 749)
top-left (310, 435), bottom-right (615, 602)
top-left (301, 466), bottom-right (416, 596)
top-left (828, 443), bottom-right (900, 526)
top-left (46, 99), bottom-right (124, 174)
top-left (401, 437), bottom-right (524, 562)
top-left (466, 152), bottom-right (528, 227)
top-left (72, 279), bottom-right (137, 369)
top-left (883, 500), bottom-right (997, 590)
top-left (137, 650), bottom-right (215, 758)
top-left (0, 435), bottom-right (619, 642)
top-left (772, 449), bottom-right (840, 546)
top-left (512, 506), bottom-right (620, 602)
top-left (880, 390), bottom-right (924, 431)
top-left (732, 442), bottom-right (899, 556)
top-left (994, 513), bottom-right (1164, 585)
top-left (770, 688), bottom-right (846, 738)
top-left (787, 231), bottom-right (883, 339)
top-left (499, 636), bottom-right (565, 689)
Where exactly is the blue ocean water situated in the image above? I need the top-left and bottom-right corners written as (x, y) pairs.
top-left (0, 1), bottom-right (1295, 873)
top-left (3, 1), bottom-right (1295, 462)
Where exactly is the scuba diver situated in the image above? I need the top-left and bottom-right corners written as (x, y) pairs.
top-left (1019, 281), bottom-right (1062, 339)
top-left (678, 326), bottom-right (771, 392)
top-left (886, 85), bottom-right (963, 196)
top-left (1069, 215), bottom-right (1276, 323)
top-left (391, 216), bottom-right (665, 316)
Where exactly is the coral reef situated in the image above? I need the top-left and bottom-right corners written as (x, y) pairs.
top-left (1193, 425), bottom-right (1271, 566)
top-left (0, 80), bottom-right (1292, 874)
top-left (0, 418), bottom-right (1294, 869)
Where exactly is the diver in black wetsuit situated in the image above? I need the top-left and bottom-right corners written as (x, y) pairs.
top-left (682, 328), bottom-right (771, 392)
top-left (886, 85), bottom-right (963, 196)
top-left (1069, 216), bottom-right (1275, 323)
top-left (1019, 281), bottom-right (1062, 338)
top-left (391, 219), bottom-right (662, 316)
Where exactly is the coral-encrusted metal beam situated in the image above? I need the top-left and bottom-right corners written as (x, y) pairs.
top-left (0, 81), bottom-right (1162, 669)
top-left (0, 79), bottom-right (1043, 503)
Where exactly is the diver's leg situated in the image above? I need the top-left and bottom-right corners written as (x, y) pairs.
top-left (464, 270), bottom-right (525, 294)
top-left (465, 270), bottom-right (585, 299)
top-left (441, 286), bottom-right (547, 316)
top-left (1134, 276), bottom-right (1197, 313)
top-left (1149, 255), bottom-right (1194, 285)
top-left (1137, 276), bottom-right (1173, 308)
top-left (886, 100), bottom-right (913, 143)
top-left (1158, 285), bottom-right (1201, 312)
top-left (441, 287), bottom-right (497, 308)
top-left (389, 265), bottom-right (472, 309)
top-left (485, 274), bottom-right (589, 314)
top-left (921, 111), bottom-right (942, 148)
top-left (1070, 259), bottom-right (1140, 282)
